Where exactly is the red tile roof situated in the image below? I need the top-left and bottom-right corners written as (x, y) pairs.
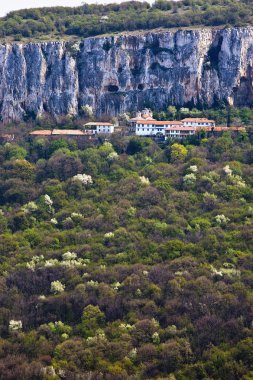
top-left (165, 126), bottom-right (196, 131)
top-left (181, 118), bottom-right (215, 123)
top-left (30, 130), bottom-right (52, 135)
top-left (137, 120), bottom-right (183, 125)
top-left (196, 126), bottom-right (245, 132)
top-left (165, 121), bottom-right (183, 125)
top-left (85, 122), bottom-right (113, 126)
top-left (52, 129), bottom-right (84, 135)
top-left (30, 129), bottom-right (95, 136)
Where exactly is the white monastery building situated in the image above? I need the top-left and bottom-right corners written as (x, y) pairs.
top-left (165, 126), bottom-right (196, 139)
top-left (181, 118), bottom-right (215, 127)
top-left (84, 122), bottom-right (115, 134)
top-left (129, 110), bottom-right (216, 137)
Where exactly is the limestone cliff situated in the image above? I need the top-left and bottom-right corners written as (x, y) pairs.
top-left (0, 27), bottom-right (253, 122)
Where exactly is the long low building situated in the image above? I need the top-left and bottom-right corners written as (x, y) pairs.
top-left (129, 109), bottom-right (216, 137)
top-left (165, 126), bottom-right (246, 139)
top-left (134, 120), bottom-right (182, 136)
top-left (29, 129), bottom-right (94, 138)
top-left (30, 122), bottom-right (116, 139)
top-left (181, 118), bottom-right (215, 127)
top-left (165, 126), bottom-right (196, 139)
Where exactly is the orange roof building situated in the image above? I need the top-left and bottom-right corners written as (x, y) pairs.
top-left (165, 125), bottom-right (245, 139)
top-left (85, 122), bottom-right (113, 126)
top-left (196, 126), bottom-right (245, 132)
top-left (30, 130), bottom-right (52, 136)
top-left (136, 120), bottom-right (183, 126)
top-left (30, 129), bottom-right (94, 137)
top-left (52, 129), bottom-right (84, 136)
top-left (165, 126), bottom-right (196, 139)
top-left (181, 118), bottom-right (215, 127)
top-left (84, 122), bottom-right (115, 134)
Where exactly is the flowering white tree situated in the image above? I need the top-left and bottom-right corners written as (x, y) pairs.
top-left (152, 332), bottom-right (160, 344)
top-left (71, 212), bottom-right (83, 218)
top-left (26, 255), bottom-right (45, 270)
top-left (107, 151), bottom-right (119, 161)
top-left (41, 194), bottom-right (54, 214)
top-left (9, 320), bottom-right (22, 332)
top-left (44, 259), bottom-right (59, 267)
top-left (230, 174), bottom-right (246, 188)
top-left (223, 165), bottom-right (232, 176)
top-left (127, 207), bottom-right (136, 217)
top-left (22, 201), bottom-right (38, 214)
top-left (72, 173), bottom-right (93, 185)
top-left (223, 165), bottom-right (246, 187)
top-left (50, 280), bottom-right (65, 294)
top-left (44, 194), bottom-right (53, 207)
top-left (61, 251), bottom-right (87, 267)
top-left (215, 214), bottom-right (230, 226)
top-left (104, 232), bottom-right (114, 239)
top-left (129, 347), bottom-right (137, 360)
top-left (119, 323), bottom-right (134, 332)
top-left (81, 104), bottom-right (93, 118)
top-left (112, 281), bottom-right (121, 291)
top-left (189, 165), bottom-right (198, 173)
top-left (62, 251), bottom-right (77, 261)
top-left (139, 176), bottom-right (150, 185)
top-left (183, 173), bottom-right (196, 187)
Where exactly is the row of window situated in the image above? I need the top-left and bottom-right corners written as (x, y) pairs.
top-left (137, 128), bottom-right (163, 132)
top-left (166, 131), bottom-right (195, 134)
top-left (139, 124), bottom-right (165, 129)
top-left (184, 122), bottom-right (212, 126)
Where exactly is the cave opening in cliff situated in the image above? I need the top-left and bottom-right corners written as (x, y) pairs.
top-left (107, 85), bottom-right (119, 92)
top-left (206, 36), bottom-right (223, 70)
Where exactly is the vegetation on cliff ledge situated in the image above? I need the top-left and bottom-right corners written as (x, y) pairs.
top-left (0, 0), bottom-right (253, 42)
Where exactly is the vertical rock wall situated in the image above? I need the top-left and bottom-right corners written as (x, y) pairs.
top-left (0, 27), bottom-right (253, 122)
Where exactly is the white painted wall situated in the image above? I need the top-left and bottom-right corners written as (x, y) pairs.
top-left (96, 125), bottom-right (114, 134)
top-left (182, 121), bottom-right (214, 127)
top-left (135, 124), bottom-right (165, 136)
top-left (165, 130), bottom-right (195, 139)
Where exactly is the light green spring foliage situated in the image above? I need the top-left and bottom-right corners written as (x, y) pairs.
top-left (0, 131), bottom-right (253, 378)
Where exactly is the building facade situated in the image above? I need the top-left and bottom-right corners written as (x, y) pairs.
top-left (84, 122), bottom-right (114, 134)
top-left (165, 126), bottom-right (245, 140)
top-left (165, 126), bottom-right (196, 139)
top-left (135, 121), bottom-right (186, 136)
top-left (129, 111), bottom-right (216, 137)
top-left (181, 118), bottom-right (215, 127)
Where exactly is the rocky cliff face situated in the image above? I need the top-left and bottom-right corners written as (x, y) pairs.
top-left (0, 27), bottom-right (253, 122)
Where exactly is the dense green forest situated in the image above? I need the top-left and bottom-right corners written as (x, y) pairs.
top-left (154, 105), bottom-right (253, 127)
top-left (0, 128), bottom-right (253, 379)
top-left (1, 0), bottom-right (253, 42)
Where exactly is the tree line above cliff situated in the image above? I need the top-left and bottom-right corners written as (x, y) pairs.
top-left (0, 0), bottom-right (253, 42)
